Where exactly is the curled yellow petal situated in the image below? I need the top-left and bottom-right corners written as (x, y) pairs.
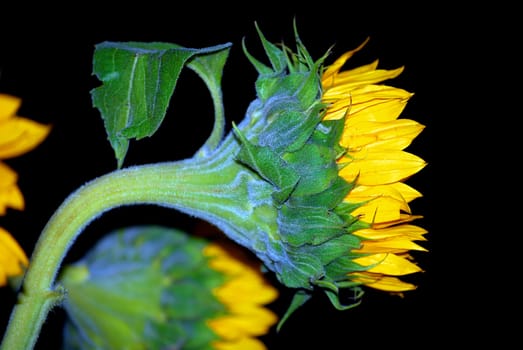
top-left (321, 37), bottom-right (370, 84)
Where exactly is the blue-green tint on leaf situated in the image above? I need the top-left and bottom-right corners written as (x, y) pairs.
top-left (91, 41), bottom-right (232, 168)
top-left (288, 177), bottom-right (352, 209)
top-left (276, 290), bottom-right (311, 332)
top-left (254, 22), bottom-right (287, 73)
top-left (258, 106), bottom-right (321, 154)
top-left (279, 250), bottom-right (323, 289)
top-left (233, 124), bottom-right (299, 204)
top-left (59, 225), bottom-right (226, 350)
top-left (283, 143), bottom-right (339, 197)
top-left (302, 234), bottom-right (361, 266)
top-left (278, 205), bottom-right (346, 247)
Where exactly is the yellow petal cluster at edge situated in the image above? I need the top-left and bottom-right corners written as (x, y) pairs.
top-left (204, 243), bottom-right (278, 350)
top-left (0, 93), bottom-right (51, 286)
top-left (321, 39), bottom-right (427, 293)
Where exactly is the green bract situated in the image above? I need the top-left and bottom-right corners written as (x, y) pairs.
top-left (58, 226), bottom-right (225, 350)
top-left (232, 26), bottom-right (370, 323)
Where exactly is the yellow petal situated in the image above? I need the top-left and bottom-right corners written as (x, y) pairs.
top-left (340, 119), bottom-right (424, 151)
top-left (355, 237), bottom-right (427, 254)
top-left (351, 272), bottom-right (417, 292)
top-left (347, 89), bottom-right (412, 121)
top-left (214, 271), bottom-right (278, 305)
top-left (204, 242), bottom-right (278, 345)
top-left (321, 37), bottom-right (370, 84)
top-left (354, 252), bottom-right (422, 276)
top-left (323, 65), bottom-right (404, 97)
top-left (346, 183), bottom-right (414, 223)
top-left (371, 213), bottom-right (424, 229)
top-left (323, 84), bottom-right (412, 115)
top-left (0, 94), bottom-right (21, 121)
top-left (0, 162), bottom-right (17, 186)
top-left (339, 150), bottom-right (427, 185)
top-left (0, 163), bottom-right (24, 214)
top-left (212, 337), bottom-right (268, 350)
top-left (0, 117), bottom-right (51, 159)
top-left (348, 182), bottom-right (422, 205)
top-left (354, 224), bottom-right (427, 241)
top-left (351, 194), bottom-right (410, 223)
top-left (387, 182), bottom-right (422, 203)
top-left (209, 307), bottom-right (278, 339)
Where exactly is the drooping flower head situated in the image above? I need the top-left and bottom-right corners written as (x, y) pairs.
top-left (224, 24), bottom-right (427, 322)
top-left (0, 93), bottom-right (50, 286)
top-left (59, 226), bottom-right (278, 350)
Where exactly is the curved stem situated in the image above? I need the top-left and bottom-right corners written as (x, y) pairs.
top-left (1, 145), bottom-right (272, 350)
top-left (191, 61), bottom-right (226, 158)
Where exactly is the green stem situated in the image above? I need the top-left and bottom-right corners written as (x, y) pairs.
top-left (0, 138), bottom-right (276, 350)
top-left (193, 63), bottom-right (225, 158)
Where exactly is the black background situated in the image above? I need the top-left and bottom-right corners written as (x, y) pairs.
top-left (0, 3), bottom-right (491, 349)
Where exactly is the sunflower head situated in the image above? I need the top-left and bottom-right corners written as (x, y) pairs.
top-left (59, 225), bottom-right (278, 350)
top-left (229, 25), bottom-right (427, 324)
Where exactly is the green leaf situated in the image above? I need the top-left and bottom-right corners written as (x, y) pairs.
top-left (276, 290), bottom-right (312, 332)
top-left (91, 41), bottom-right (231, 168)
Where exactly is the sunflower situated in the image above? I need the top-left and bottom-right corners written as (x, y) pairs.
top-left (321, 38), bottom-right (427, 293)
top-left (60, 226), bottom-right (278, 350)
top-left (0, 93), bottom-right (50, 286)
